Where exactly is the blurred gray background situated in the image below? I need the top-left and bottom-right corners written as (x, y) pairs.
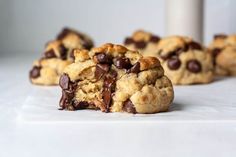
top-left (0, 0), bottom-right (235, 57)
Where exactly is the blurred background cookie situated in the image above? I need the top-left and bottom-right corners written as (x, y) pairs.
top-left (156, 36), bottom-right (214, 85)
top-left (208, 34), bottom-right (236, 76)
top-left (124, 30), bottom-right (161, 57)
top-left (29, 27), bottom-right (94, 85)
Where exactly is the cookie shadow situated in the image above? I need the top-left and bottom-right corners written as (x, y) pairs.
top-left (168, 102), bottom-right (185, 112)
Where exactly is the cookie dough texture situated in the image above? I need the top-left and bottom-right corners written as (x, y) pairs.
top-left (155, 36), bottom-right (214, 85)
top-left (124, 30), bottom-right (161, 57)
top-left (29, 28), bottom-right (94, 85)
top-left (208, 34), bottom-right (236, 76)
top-left (59, 43), bottom-right (174, 114)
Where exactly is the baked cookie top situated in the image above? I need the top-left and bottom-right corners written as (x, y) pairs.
top-left (57, 27), bottom-right (94, 50)
top-left (156, 36), bottom-right (203, 60)
top-left (124, 30), bottom-right (161, 57)
top-left (59, 43), bottom-right (174, 114)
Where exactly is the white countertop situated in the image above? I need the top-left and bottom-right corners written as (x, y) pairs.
top-left (1, 56), bottom-right (236, 157)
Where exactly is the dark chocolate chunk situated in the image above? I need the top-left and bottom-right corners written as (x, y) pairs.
top-left (57, 28), bottom-right (71, 40)
top-left (29, 66), bottom-right (41, 78)
top-left (73, 101), bottom-right (89, 110)
top-left (124, 37), bottom-right (134, 45)
top-left (160, 47), bottom-right (186, 60)
top-left (212, 48), bottom-right (222, 58)
top-left (101, 70), bottom-right (118, 112)
top-left (149, 35), bottom-right (160, 43)
top-left (127, 62), bottom-right (140, 73)
top-left (59, 44), bottom-right (68, 60)
top-left (214, 34), bottom-right (227, 39)
top-left (96, 53), bottom-right (113, 64)
top-left (109, 69), bottom-right (118, 78)
top-left (188, 41), bottom-right (202, 50)
top-left (187, 60), bottom-right (202, 73)
top-left (122, 99), bottom-right (136, 114)
top-left (95, 64), bottom-right (110, 80)
top-left (59, 74), bottom-right (77, 110)
top-left (114, 57), bottom-right (132, 69)
top-left (59, 74), bottom-right (70, 90)
top-left (102, 89), bottom-right (112, 112)
top-left (82, 42), bottom-right (93, 50)
top-left (167, 57), bottom-right (181, 70)
top-left (44, 49), bottom-right (57, 58)
top-left (103, 76), bottom-right (116, 91)
top-left (70, 49), bottom-right (75, 60)
top-left (59, 91), bottom-right (68, 108)
top-left (135, 41), bottom-right (147, 49)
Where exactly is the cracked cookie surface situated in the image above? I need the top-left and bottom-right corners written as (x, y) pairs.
top-left (59, 43), bottom-right (174, 114)
top-left (156, 36), bottom-right (214, 85)
top-left (29, 28), bottom-right (94, 85)
top-left (208, 34), bottom-right (236, 76)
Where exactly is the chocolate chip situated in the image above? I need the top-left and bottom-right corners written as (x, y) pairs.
top-left (109, 69), bottom-right (118, 78)
top-left (160, 47), bottom-right (186, 60)
top-left (212, 48), bottom-right (222, 58)
top-left (188, 41), bottom-right (202, 50)
top-left (70, 49), bottom-right (75, 60)
top-left (114, 57), bottom-right (132, 69)
top-left (149, 35), bottom-right (160, 43)
top-left (124, 37), bottom-right (134, 45)
top-left (187, 60), bottom-right (202, 73)
top-left (123, 99), bottom-right (136, 114)
top-left (127, 62), bottom-right (140, 73)
top-left (101, 70), bottom-right (118, 112)
top-left (29, 66), bottom-right (41, 78)
top-left (44, 49), bottom-right (57, 58)
top-left (96, 53), bottom-right (113, 64)
top-left (59, 74), bottom-right (70, 90)
top-left (95, 64), bottom-right (110, 80)
top-left (59, 74), bottom-right (77, 110)
top-left (59, 91), bottom-right (68, 108)
top-left (214, 34), bottom-right (227, 39)
top-left (167, 57), bottom-right (181, 70)
top-left (135, 41), bottom-right (147, 49)
top-left (73, 101), bottom-right (89, 109)
top-left (57, 28), bottom-right (71, 40)
top-left (59, 44), bottom-right (68, 60)
top-left (82, 42), bottom-right (93, 50)
top-left (103, 76), bottom-right (116, 91)
top-left (102, 89), bottom-right (112, 112)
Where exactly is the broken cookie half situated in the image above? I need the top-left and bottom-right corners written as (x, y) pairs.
top-left (59, 43), bottom-right (174, 114)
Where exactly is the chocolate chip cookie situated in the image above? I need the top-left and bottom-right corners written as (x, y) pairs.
top-left (208, 34), bottom-right (236, 76)
top-left (29, 28), bottom-right (94, 85)
top-left (156, 36), bottom-right (214, 85)
top-left (59, 43), bottom-right (174, 114)
top-left (124, 30), bottom-right (161, 57)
